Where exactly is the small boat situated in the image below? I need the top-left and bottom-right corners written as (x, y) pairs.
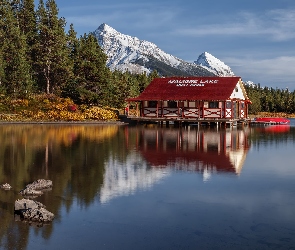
top-left (254, 117), bottom-right (290, 125)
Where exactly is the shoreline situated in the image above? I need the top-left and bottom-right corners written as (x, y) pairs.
top-left (0, 113), bottom-right (294, 125)
top-left (0, 120), bottom-right (127, 125)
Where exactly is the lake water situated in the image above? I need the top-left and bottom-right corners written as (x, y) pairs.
top-left (0, 120), bottom-right (295, 250)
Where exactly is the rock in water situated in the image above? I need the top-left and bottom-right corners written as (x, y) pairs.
top-left (0, 183), bottom-right (12, 190)
top-left (25, 179), bottom-right (52, 190)
top-left (22, 207), bottom-right (54, 223)
top-left (19, 188), bottom-right (43, 196)
top-left (14, 198), bottom-right (44, 210)
top-left (14, 198), bottom-right (54, 223)
top-left (19, 179), bottom-right (52, 198)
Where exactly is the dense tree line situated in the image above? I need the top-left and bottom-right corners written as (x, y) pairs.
top-left (245, 84), bottom-right (295, 114)
top-left (1, 0), bottom-right (294, 113)
top-left (0, 0), bottom-right (157, 108)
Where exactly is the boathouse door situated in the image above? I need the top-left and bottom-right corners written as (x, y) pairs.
top-left (233, 101), bottom-right (239, 119)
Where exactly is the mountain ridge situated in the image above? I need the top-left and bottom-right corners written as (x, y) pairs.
top-left (93, 23), bottom-right (235, 78)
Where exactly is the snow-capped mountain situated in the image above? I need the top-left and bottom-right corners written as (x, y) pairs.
top-left (93, 24), bottom-right (212, 76)
top-left (93, 23), bottom-right (234, 77)
top-left (195, 52), bottom-right (235, 76)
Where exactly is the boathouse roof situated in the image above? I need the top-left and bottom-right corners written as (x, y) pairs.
top-left (127, 76), bottom-right (247, 101)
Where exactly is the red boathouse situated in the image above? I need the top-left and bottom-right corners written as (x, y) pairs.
top-left (126, 76), bottom-right (251, 126)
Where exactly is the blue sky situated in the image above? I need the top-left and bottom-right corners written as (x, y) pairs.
top-left (36, 0), bottom-right (295, 90)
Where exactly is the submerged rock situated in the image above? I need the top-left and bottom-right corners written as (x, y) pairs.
top-left (16, 180), bottom-right (54, 226)
top-left (0, 183), bottom-right (12, 190)
top-left (25, 179), bottom-right (52, 190)
top-left (19, 187), bottom-right (43, 196)
top-left (14, 198), bottom-right (54, 223)
top-left (19, 179), bottom-right (52, 198)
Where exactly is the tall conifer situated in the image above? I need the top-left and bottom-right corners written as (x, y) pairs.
top-left (0, 0), bottom-right (33, 96)
top-left (19, 0), bottom-right (38, 83)
top-left (35, 0), bottom-right (72, 94)
top-left (73, 33), bottom-right (110, 104)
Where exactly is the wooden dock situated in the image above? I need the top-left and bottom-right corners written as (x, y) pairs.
top-left (124, 116), bottom-right (251, 127)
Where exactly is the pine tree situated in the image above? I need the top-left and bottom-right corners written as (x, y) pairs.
top-left (73, 33), bottom-right (110, 104)
top-left (245, 85), bottom-right (261, 114)
top-left (60, 23), bottom-right (81, 102)
top-left (35, 0), bottom-right (72, 94)
top-left (67, 23), bottom-right (78, 63)
top-left (0, 48), bottom-right (5, 91)
top-left (18, 0), bottom-right (38, 83)
top-left (0, 0), bottom-right (33, 96)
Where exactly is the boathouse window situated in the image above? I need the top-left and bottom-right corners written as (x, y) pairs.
top-left (209, 101), bottom-right (219, 108)
top-left (189, 101), bottom-right (196, 108)
top-left (226, 101), bottom-right (232, 109)
top-left (168, 101), bottom-right (177, 108)
top-left (148, 101), bottom-right (157, 108)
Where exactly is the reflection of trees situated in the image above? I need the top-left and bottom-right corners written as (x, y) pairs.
top-left (0, 124), bottom-right (255, 247)
top-left (0, 124), bottom-right (122, 247)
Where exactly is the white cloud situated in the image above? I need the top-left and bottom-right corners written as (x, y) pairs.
top-left (177, 9), bottom-right (295, 42)
top-left (226, 56), bottom-right (295, 88)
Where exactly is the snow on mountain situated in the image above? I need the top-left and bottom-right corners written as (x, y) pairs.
top-left (93, 23), bottom-right (215, 77)
top-left (243, 80), bottom-right (257, 88)
top-left (92, 24), bottom-right (259, 88)
top-left (194, 52), bottom-right (235, 76)
top-left (93, 23), bottom-right (178, 72)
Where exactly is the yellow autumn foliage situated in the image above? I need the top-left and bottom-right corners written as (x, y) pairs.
top-left (83, 107), bottom-right (118, 120)
top-left (0, 95), bottom-right (119, 122)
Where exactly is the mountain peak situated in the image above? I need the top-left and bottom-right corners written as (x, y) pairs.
top-left (97, 23), bottom-right (118, 35)
top-left (93, 23), bottom-right (222, 77)
top-left (194, 52), bottom-right (234, 76)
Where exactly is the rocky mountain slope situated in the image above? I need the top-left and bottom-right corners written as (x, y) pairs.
top-left (194, 52), bottom-right (234, 76)
top-left (93, 23), bottom-right (235, 77)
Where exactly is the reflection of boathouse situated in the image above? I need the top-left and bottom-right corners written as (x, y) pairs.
top-left (136, 128), bottom-right (250, 176)
top-left (99, 127), bottom-right (251, 203)
top-left (126, 77), bottom-right (252, 126)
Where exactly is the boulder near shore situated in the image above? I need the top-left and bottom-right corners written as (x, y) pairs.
top-left (14, 198), bottom-right (54, 223)
top-left (0, 183), bottom-right (12, 190)
top-left (19, 179), bottom-right (52, 198)
top-left (15, 179), bottom-right (54, 225)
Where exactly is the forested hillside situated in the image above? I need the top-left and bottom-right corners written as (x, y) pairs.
top-left (245, 84), bottom-right (295, 114)
top-left (0, 0), bottom-right (157, 109)
top-left (1, 0), bottom-right (294, 116)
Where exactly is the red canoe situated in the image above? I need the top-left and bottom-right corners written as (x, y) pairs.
top-left (254, 117), bottom-right (290, 124)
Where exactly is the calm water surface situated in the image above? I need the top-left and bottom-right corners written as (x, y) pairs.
top-left (0, 120), bottom-right (295, 250)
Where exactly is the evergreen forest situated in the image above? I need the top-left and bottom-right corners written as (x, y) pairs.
top-left (0, 0), bottom-right (158, 107)
top-left (1, 0), bottom-right (295, 117)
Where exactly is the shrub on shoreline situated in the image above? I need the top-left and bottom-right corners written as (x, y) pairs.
top-left (0, 95), bottom-right (118, 122)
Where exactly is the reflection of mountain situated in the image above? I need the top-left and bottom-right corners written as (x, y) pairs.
top-left (136, 128), bottom-right (250, 181)
top-left (100, 154), bottom-right (170, 204)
